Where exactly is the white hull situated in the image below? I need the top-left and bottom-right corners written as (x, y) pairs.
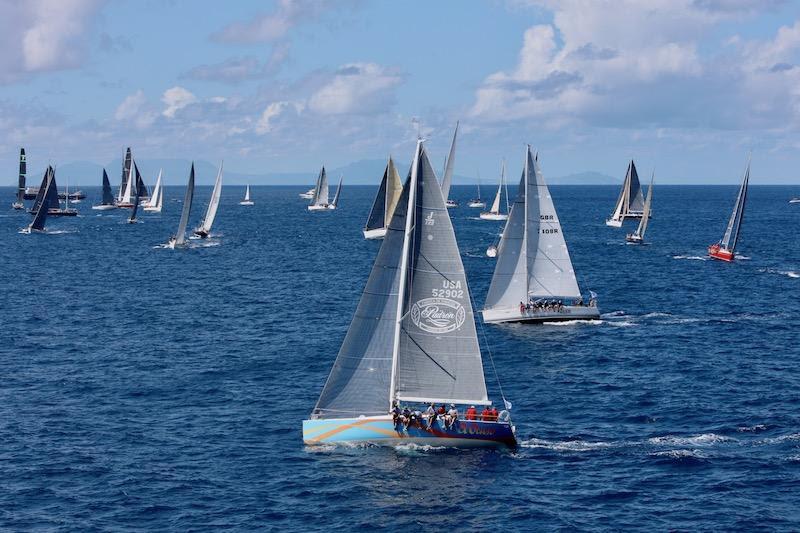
top-left (790, 198), bottom-right (800, 203)
top-left (143, 206), bottom-right (162, 212)
top-left (239, 201), bottom-right (254, 206)
top-left (445, 200), bottom-right (458, 208)
top-left (308, 204), bottom-right (335, 211)
top-left (482, 304), bottom-right (600, 324)
top-left (468, 201), bottom-right (486, 208)
top-left (479, 212), bottom-right (508, 221)
top-left (12, 202), bottom-right (24, 210)
top-left (92, 204), bottom-right (116, 211)
top-left (299, 193), bottom-right (314, 199)
top-left (486, 245), bottom-right (497, 258)
top-left (363, 227), bottom-right (386, 240)
top-left (605, 218), bottom-right (623, 227)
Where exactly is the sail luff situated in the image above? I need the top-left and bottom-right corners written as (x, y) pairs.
top-left (175, 164), bottom-right (195, 245)
top-left (440, 121), bottom-right (459, 201)
top-left (200, 161), bottom-right (223, 233)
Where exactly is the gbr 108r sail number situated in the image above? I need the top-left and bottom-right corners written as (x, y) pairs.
top-left (431, 280), bottom-right (464, 299)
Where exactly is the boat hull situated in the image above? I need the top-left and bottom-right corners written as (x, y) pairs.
top-left (482, 304), bottom-right (600, 324)
top-left (486, 245), bottom-right (497, 258)
top-left (625, 233), bottom-right (643, 244)
top-left (92, 204), bottom-right (116, 210)
top-left (307, 204), bottom-right (335, 211)
top-left (12, 202), bottom-right (24, 210)
top-left (790, 198), bottom-right (800, 204)
top-left (605, 218), bottom-right (623, 227)
top-left (143, 206), bottom-right (162, 212)
top-left (239, 201), bottom-right (254, 206)
top-left (117, 202), bottom-right (135, 209)
top-left (303, 415), bottom-right (516, 449)
top-left (479, 212), bottom-right (508, 221)
top-left (468, 201), bottom-right (486, 208)
top-left (363, 227), bottom-right (386, 240)
top-left (445, 200), bottom-right (458, 208)
top-left (708, 244), bottom-right (734, 262)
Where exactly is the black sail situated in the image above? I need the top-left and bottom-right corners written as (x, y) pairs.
top-left (30, 171), bottom-right (53, 231)
top-left (101, 169), bottom-right (114, 205)
top-left (30, 167), bottom-right (50, 213)
top-left (45, 168), bottom-right (60, 209)
top-left (17, 148), bottom-right (26, 203)
top-left (129, 183), bottom-right (141, 222)
top-left (135, 163), bottom-right (149, 198)
top-left (364, 165), bottom-right (388, 231)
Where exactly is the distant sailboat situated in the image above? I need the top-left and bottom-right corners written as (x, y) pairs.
top-left (194, 162), bottom-right (223, 238)
top-left (117, 147), bottom-right (133, 206)
top-left (12, 148), bottom-right (25, 209)
top-left (480, 160), bottom-right (509, 221)
top-left (239, 184), bottom-right (254, 206)
top-left (302, 139), bottom-right (516, 448)
top-left (299, 188), bottom-right (315, 199)
top-left (790, 197), bottom-right (800, 204)
top-left (127, 179), bottom-right (141, 224)
top-left (363, 156), bottom-right (402, 239)
top-left (118, 156), bottom-right (135, 208)
top-left (308, 166), bottom-right (335, 211)
top-left (709, 157), bottom-right (750, 262)
top-left (144, 170), bottom-right (163, 212)
top-left (92, 169), bottom-right (117, 210)
top-left (167, 164), bottom-right (195, 249)
top-left (21, 169), bottom-right (53, 234)
top-left (626, 174), bottom-right (654, 244)
top-left (606, 160), bottom-right (646, 227)
top-left (468, 171), bottom-right (486, 208)
top-left (29, 167), bottom-right (76, 217)
top-left (482, 147), bottom-right (600, 324)
top-left (330, 176), bottom-right (342, 209)
top-left (441, 121), bottom-right (459, 207)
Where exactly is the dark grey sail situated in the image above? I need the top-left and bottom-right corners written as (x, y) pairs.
top-left (44, 167), bottom-right (60, 210)
top-left (128, 170), bottom-right (141, 223)
top-left (394, 144), bottom-right (488, 406)
top-left (627, 160), bottom-right (645, 213)
top-left (30, 168), bottom-right (50, 213)
top-left (119, 147), bottom-right (132, 201)
top-left (17, 148), bottom-right (26, 204)
top-left (721, 159), bottom-right (750, 252)
top-left (175, 164), bottom-right (195, 246)
top-left (364, 165), bottom-right (389, 232)
top-left (29, 171), bottom-right (53, 232)
top-left (135, 163), bottom-right (149, 198)
top-left (101, 169), bottom-right (114, 205)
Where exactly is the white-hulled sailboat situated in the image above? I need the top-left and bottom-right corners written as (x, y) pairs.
top-left (299, 188), bottom-right (315, 199)
top-left (21, 170), bottom-right (53, 234)
top-left (468, 171), bottom-right (486, 208)
top-left (606, 159), bottom-right (645, 227)
top-left (193, 161), bottom-right (223, 238)
top-left (167, 164), bottom-right (195, 249)
top-left (127, 181), bottom-right (141, 224)
top-left (441, 121), bottom-right (459, 208)
top-left (307, 166), bottom-right (331, 211)
top-left (363, 156), bottom-right (402, 239)
top-left (482, 147), bottom-right (599, 324)
top-left (303, 140), bottom-right (516, 448)
top-left (480, 160), bottom-right (509, 221)
top-left (143, 170), bottom-right (163, 212)
top-left (626, 174), bottom-right (653, 244)
top-left (329, 176), bottom-right (342, 210)
top-left (239, 184), bottom-right (254, 206)
top-left (92, 169), bottom-right (117, 210)
top-left (708, 157), bottom-right (750, 262)
top-left (12, 148), bottom-right (26, 209)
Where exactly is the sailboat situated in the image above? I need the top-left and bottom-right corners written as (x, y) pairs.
top-left (468, 171), bottom-right (486, 208)
top-left (58, 175), bottom-right (79, 217)
top-left (482, 147), bottom-right (600, 324)
top-left (143, 170), bottom-right (163, 212)
top-left (363, 156), bottom-right (402, 239)
top-left (626, 174), bottom-right (654, 244)
top-left (21, 169), bottom-right (53, 234)
top-left (239, 184), bottom-right (254, 206)
top-left (606, 160), bottom-right (646, 227)
top-left (193, 162), bottom-right (223, 238)
top-left (92, 169), bottom-right (117, 210)
top-left (12, 148), bottom-right (25, 209)
top-left (303, 140), bottom-right (516, 448)
top-left (29, 167), bottom-right (76, 217)
top-left (308, 166), bottom-right (335, 211)
top-left (299, 188), bottom-right (315, 199)
top-left (167, 164), bottom-right (195, 249)
top-left (708, 157), bottom-right (750, 262)
top-left (330, 176), bottom-right (342, 210)
top-left (127, 182), bottom-right (141, 224)
top-left (789, 197), bottom-right (800, 204)
top-left (480, 160), bottom-right (509, 220)
top-left (118, 156), bottom-right (135, 208)
top-left (441, 121), bottom-right (459, 207)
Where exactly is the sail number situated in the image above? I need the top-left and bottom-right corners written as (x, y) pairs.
top-left (540, 228), bottom-right (559, 234)
top-left (432, 280), bottom-right (463, 299)
top-left (540, 215), bottom-right (554, 220)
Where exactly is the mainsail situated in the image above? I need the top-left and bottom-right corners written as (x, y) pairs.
top-left (135, 166), bottom-right (150, 198)
top-left (30, 168), bottom-right (50, 213)
top-left (198, 162), bottom-right (223, 234)
top-left (118, 147), bottom-right (132, 201)
top-left (633, 175), bottom-right (654, 239)
top-left (44, 167), bottom-right (60, 210)
top-left (29, 170), bottom-right (53, 232)
top-left (331, 176), bottom-right (342, 208)
top-left (720, 158), bottom-right (750, 251)
top-left (489, 161), bottom-right (505, 214)
top-left (244, 184), bottom-right (251, 201)
top-left (175, 164), bottom-right (195, 245)
top-left (311, 166), bottom-right (329, 206)
top-left (365, 157), bottom-right (403, 232)
top-left (312, 141), bottom-right (488, 418)
top-left (101, 169), bottom-right (114, 205)
top-left (17, 148), bottom-right (26, 204)
top-left (147, 170), bottom-right (162, 208)
top-left (440, 121), bottom-right (459, 202)
top-left (121, 160), bottom-right (134, 205)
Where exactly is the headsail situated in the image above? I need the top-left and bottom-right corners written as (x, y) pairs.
top-left (332, 176), bottom-right (342, 207)
top-left (118, 147), bottom-right (132, 201)
top-left (489, 161), bottom-right (505, 214)
top-left (129, 176), bottom-right (141, 222)
top-left (244, 184), bottom-right (251, 201)
top-left (199, 162), bottom-right (223, 234)
top-left (147, 170), bottom-right (162, 208)
top-left (626, 160), bottom-right (645, 213)
top-left (721, 158), bottom-right (750, 252)
top-left (44, 167), bottom-right (60, 210)
top-left (135, 165), bottom-right (150, 198)
top-left (101, 169), bottom-right (114, 205)
top-left (30, 168), bottom-right (50, 213)
top-left (365, 165), bottom-right (389, 232)
top-left (121, 159), bottom-right (134, 204)
top-left (175, 164), bottom-right (195, 246)
top-left (17, 148), bottom-right (26, 203)
top-left (440, 121), bottom-right (459, 202)
top-left (311, 166), bottom-right (329, 206)
top-left (634, 174), bottom-right (654, 239)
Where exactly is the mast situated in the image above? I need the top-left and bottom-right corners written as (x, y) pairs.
top-left (389, 139), bottom-right (421, 409)
top-left (523, 146), bottom-right (530, 298)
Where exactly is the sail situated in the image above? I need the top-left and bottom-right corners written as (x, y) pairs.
top-left (121, 161), bottom-right (134, 204)
top-left (332, 177), bottom-right (342, 207)
top-left (44, 167), bottom-right (59, 209)
top-left (609, 162), bottom-right (630, 221)
top-left (244, 184), bottom-right (250, 201)
top-left (721, 159), bottom-right (750, 251)
top-left (118, 147), bottom-right (132, 201)
top-left (385, 157), bottom-right (402, 226)
top-left (29, 171), bottom-right (53, 231)
top-left (135, 165), bottom-right (150, 198)
top-left (101, 169), bottom-right (114, 205)
top-left (365, 164), bottom-right (389, 231)
top-left (626, 160), bottom-right (645, 212)
top-left (635, 176), bottom-right (654, 238)
top-left (148, 170), bottom-right (162, 208)
top-left (17, 148), bottom-right (26, 203)
top-left (490, 184), bottom-right (502, 213)
top-left (175, 164), bottom-right (195, 245)
top-left (199, 162), bottom-right (223, 233)
top-left (31, 168), bottom-right (50, 213)
top-left (311, 166), bottom-right (329, 205)
top-left (395, 143), bottom-right (488, 406)
top-left (129, 184), bottom-right (141, 222)
top-left (527, 150), bottom-right (581, 299)
top-left (440, 121), bottom-right (459, 202)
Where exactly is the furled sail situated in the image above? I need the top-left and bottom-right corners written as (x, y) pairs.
top-left (721, 159), bottom-right (750, 251)
top-left (198, 162), bottom-right (223, 234)
top-left (311, 166), bottom-right (329, 206)
top-left (440, 121), bottom-right (459, 202)
top-left (175, 164), bottom-right (195, 246)
top-left (17, 148), bottom-right (26, 204)
top-left (101, 169), bottom-right (115, 205)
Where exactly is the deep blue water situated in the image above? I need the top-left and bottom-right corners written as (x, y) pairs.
top-left (1, 183), bottom-right (799, 531)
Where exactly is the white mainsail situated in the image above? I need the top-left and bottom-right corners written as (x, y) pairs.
top-left (633, 175), bottom-right (654, 239)
top-left (198, 162), bottom-right (223, 234)
top-left (331, 176), bottom-right (342, 208)
top-left (244, 184), bottom-right (251, 201)
top-left (489, 162), bottom-right (505, 214)
top-left (311, 167), bottom-right (329, 206)
top-left (720, 158), bottom-right (750, 251)
top-left (312, 140), bottom-right (489, 418)
top-left (175, 164), bottom-right (195, 246)
top-left (146, 170), bottom-right (162, 209)
top-left (440, 121), bottom-right (459, 202)
top-left (121, 162), bottom-right (134, 204)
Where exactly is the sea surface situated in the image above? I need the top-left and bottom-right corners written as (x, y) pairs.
top-left (1, 183), bottom-right (799, 531)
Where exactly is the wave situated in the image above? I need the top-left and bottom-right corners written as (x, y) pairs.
top-left (393, 443), bottom-right (449, 454)
top-left (737, 424), bottom-right (768, 433)
top-left (607, 320), bottom-right (636, 328)
top-left (640, 312), bottom-right (672, 318)
top-left (673, 255), bottom-right (707, 261)
top-left (647, 433), bottom-right (734, 446)
top-left (519, 438), bottom-right (616, 452)
top-left (759, 268), bottom-right (800, 279)
top-left (545, 319), bottom-right (603, 326)
top-left (601, 310), bottom-right (627, 318)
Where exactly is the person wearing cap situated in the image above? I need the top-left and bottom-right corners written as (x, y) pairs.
top-left (465, 405), bottom-right (477, 421)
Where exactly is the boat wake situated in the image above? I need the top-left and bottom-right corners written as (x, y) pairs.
top-left (544, 319), bottom-right (603, 327)
top-left (393, 443), bottom-right (449, 454)
top-left (673, 254), bottom-right (708, 261)
top-left (647, 433), bottom-right (734, 447)
top-left (519, 438), bottom-right (617, 452)
top-left (758, 268), bottom-right (799, 279)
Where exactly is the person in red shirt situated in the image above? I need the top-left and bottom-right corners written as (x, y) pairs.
top-left (490, 406), bottom-right (498, 422)
top-left (465, 405), bottom-right (477, 420)
top-left (481, 406), bottom-right (492, 421)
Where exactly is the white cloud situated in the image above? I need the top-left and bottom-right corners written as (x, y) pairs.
top-left (308, 63), bottom-right (403, 115)
top-left (161, 86), bottom-right (197, 118)
top-left (212, 0), bottom-right (334, 43)
top-left (114, 90), bottom-right (156, 129)
top-left (255, 101), bottom-right (290, 134)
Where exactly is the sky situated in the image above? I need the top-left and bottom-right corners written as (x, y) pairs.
top-left (2, 0), bottom-right (800, 184)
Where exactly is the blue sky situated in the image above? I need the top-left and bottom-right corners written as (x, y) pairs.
top-left (2, 0), bottom-right (800, 184)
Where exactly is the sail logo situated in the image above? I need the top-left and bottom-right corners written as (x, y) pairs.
top-left (425, 211), bottom-right (435, 226)
top-left (410, 297), bottom-right (466, 334)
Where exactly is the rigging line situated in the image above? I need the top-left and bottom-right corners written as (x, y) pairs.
top-left (401, 328), bottom-right (456, 381)
top-left (467, 278), bottom-right (508, 406)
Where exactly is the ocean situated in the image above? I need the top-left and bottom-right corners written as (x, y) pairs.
top-left (1, 183), bottom-right (799, 530)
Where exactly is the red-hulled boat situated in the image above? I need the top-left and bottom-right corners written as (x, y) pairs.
top-left (709, 157), bottom-right (750, 262)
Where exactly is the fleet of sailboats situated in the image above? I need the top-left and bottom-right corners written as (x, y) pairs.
top-left (482, 147), bottom-right (599, 324)
top-left (626, 174), bottom-right (654, 244)
top-left (303, 140), bottom-right (517, 448)
top-left (708, 157), bottom-right (750, 262)
top-left (239, 184), bottom-right (254, 206)
top-left (363, 156), bottom-right (402, 239)
top-left (193, 162), bottom-right (223, 238)
top-left (606, 160), bottom-right (646, 227)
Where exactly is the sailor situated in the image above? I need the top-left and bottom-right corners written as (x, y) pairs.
top-left (490, 405), bottom-right (499, 422)
top-left (520, 302), bottom-right (526, 314)
top-left (402, 406), bottom-right (412, 430)
top-left (465, 405), bottom-right (477, 421)
top-left (437, 404), bottom-right (446, 416)
top-left (426, 403), bottom-right (438, 429)
top-left (390, 401), bottom-right (401, 429)
top-left (446, 404), bottom-right (458, 429)
top-left (480, 406), bottom-right (492, 421)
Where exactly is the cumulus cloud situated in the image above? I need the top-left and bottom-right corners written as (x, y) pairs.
top-left (162, 86), bottom-right (197, 118)
top-left (308, 63), bottom-right (403, 115)
top-left (0, 0), bottom-right (103, 83)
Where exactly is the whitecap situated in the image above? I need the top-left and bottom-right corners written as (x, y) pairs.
top-left (544, 319), bottom-right (603, 326)
top-left (519, 438), bottom-right (615, 452)
top-left (647, 433), bottom-right (734, 446)
top-left (673, 255), bottom-right (707, 261)
top-left (649, 449), bottom-right (707, 459)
